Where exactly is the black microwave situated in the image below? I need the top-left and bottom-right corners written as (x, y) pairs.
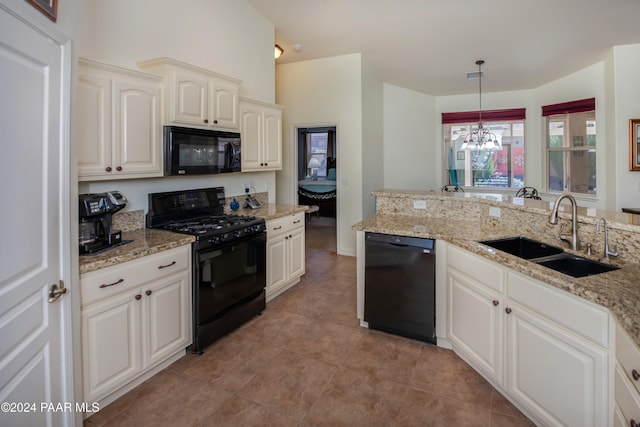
top-left (163, 126), bottom-right (241, 176)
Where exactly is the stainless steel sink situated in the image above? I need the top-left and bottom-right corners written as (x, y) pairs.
top-left (479, 237), bottom-right (564, 260)
top-left (534, 254), bottom-right (620, 278)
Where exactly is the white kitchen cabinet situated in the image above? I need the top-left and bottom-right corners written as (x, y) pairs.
top-left (137, 57), bottom-right (240, 130)
top-left (78, 58), bottom-right (163, 181)
top-left (446, 244), bottom-right (610, 426)
top-left (240, 98), bottom-right (283, 171)
top-left (266, 212), bottom-right (305, 300)
top-left (80, 246), bottom-right (191, 405)
top-left (614, 322), bottom-right (640, 426)
top-left (447, 264), bottom-right (504, 384)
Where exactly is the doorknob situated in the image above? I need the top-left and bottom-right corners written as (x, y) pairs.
top-left (48, 280), bottom-right (67, 303)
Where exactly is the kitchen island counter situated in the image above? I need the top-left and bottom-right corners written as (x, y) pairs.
top-left (353, 191), bottom-right (640, 349)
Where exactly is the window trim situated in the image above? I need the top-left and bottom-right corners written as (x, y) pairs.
top-left (543, 100), bottom-right (597, 196)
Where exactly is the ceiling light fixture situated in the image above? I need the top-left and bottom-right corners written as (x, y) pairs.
top-left (274, 44), bottom-right (284, 59)
top-left (461, 60), bottom-right (501, 151)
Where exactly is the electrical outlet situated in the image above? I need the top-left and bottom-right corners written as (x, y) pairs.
top-left (489, 206), bottom-right (501, 218)
top-left (413, 200), bottom-right (427, 209)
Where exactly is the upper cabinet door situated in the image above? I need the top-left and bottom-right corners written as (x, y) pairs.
top-left (137, 57), bottom-right (241, 130)
top-left (263, 106), bottom-right (282, 169)
top-left (78, 58), bottom-right (164, 181)
top-left (171, 70), bottom-right (208, 126)
top-left (78, 71), bottom-right (112, 177)
top-left (240, 103), bottom-right (262, 171)
top-left (210, 78), bottom-right (239, 129)
top-left (113, 78), bottom-right (162, 176)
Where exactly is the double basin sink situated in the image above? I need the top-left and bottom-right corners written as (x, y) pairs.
top-left (479, 237), bottom-right (619, 278)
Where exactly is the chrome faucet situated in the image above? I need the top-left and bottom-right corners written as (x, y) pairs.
top-left (596, 217), bottom-right (619, 258)
top-left (548, 193), bottom-right (578, 251)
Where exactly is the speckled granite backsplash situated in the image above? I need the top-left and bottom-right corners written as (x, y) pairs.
top-left (374, 190), bottom-right (640, 265)
top-left (113, 210), bottom-right (144, 231)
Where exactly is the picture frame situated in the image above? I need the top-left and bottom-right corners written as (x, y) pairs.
top-left (25, 0), bottom-right (57, 22)
top-left (630, 119), bottom-right (640, 171)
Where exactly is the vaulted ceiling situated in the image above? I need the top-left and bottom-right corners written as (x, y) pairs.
top-left (248, 0), bottom-right (640, 95)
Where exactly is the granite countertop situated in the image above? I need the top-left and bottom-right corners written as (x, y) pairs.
top-left (79, 228), bottom-right (195, 275)
top-left (225, 202), bottom-right (309, 221)
top-left (354, 213), bottom-right (640, 348)
top-left (80, 203), bottom-right (308, 275)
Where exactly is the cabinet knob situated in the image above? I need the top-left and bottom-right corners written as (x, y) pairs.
top-left (264, 163), bottom-right (268, 167)
top-left (260, 163), bottom-right (264, 166)
top-left (632, 369), bottom-right (640, 381)
top-left (116, 166), bottom-right (122, 171)
top-left (135, 294), bottom-right (142, 301)
top-left (105, 166), bottom-right (112, 172)
top-left (492, 300), bottom-right (499, 306)
top-left (145, 290), bottom-right (152, 296)
top-left (204, 119), bottom-right (209, 124)
top-left (505, 307), bottom-right (512, 314)
top-left (213, 119), bottom-right (218, 124)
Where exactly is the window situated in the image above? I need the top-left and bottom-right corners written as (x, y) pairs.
top-left (543, 98), bottom-right (596, 195)
top-left (443, 109), bottom-right (526, 189)
top-left (308, 132), bottom-right (329, 178)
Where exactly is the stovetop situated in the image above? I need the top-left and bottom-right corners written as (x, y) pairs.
top-left (146, 187), bottom-right (266, 248)
top-left (160, 214), bottom-right (265, 240)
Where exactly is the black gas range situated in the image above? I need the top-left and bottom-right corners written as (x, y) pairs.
top-left (146, 187), bottom-right (266, 353)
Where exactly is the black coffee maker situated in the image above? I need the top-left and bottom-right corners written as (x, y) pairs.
top-left (79, 191), bottom-right (127, 254)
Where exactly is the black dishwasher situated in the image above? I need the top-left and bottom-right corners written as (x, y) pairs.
top-left (364, 232), bottom-right (436, 344)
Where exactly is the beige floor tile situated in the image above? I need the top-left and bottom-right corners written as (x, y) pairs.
top-left (303, 366), bottom-right (409, 426)
top-left (236, 350), bottom-right (338, 420)
top-left (194, 395), bottom-right (300, 427)
top-left (342, 330), bottom-right (424, 385)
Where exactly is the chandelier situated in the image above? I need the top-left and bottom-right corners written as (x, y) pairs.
top-left (461, 60), bottom-right (501, 151)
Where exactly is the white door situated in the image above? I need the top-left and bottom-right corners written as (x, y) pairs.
top-left (0, 2), bottom-right (73, 426)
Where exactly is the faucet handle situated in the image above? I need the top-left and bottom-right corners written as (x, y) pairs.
top-left (608, 244), bottom-right (619, 258)
top-left (585, 243), bottom-right (592, 256)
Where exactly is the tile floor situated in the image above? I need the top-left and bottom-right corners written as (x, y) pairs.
top-left (84, 220), bottom-right (534, 426)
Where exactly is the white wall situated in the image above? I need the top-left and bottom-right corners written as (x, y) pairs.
top-left (533, 62), bottom-right (607, 209)
top-left (383, 83), bottom-right (436, 191)
top-left (361, 57), bottom-right (384, 218)
top-left (64, 0), bottom-right (278, 213)
top-left (276, 54), bottom-right (363, 256)
top-left (611, 44), bottom-right (640, 211)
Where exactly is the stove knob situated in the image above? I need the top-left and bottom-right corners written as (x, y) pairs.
top-left (234, 230), bottom-right (242, 238)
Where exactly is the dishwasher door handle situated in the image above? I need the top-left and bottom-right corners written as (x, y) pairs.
top-left (366, 240), bottom-right (433, 253)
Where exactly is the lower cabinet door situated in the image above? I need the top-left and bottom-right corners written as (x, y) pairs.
top-left (287, 227), bottom-right (305, 279)
top-left (447, 268), bottom-right (503, 384)
top-left (266, 234), bottom-right (287, 295)
top-left (505, 303), bottom-right (608, 427)
top-left (82, 289), bottom-right (143, 402)
top-left (144, 271), bottom-right (191, 367)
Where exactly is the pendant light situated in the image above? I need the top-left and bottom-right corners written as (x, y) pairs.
top-left (461, 60), bottom-right (500, 151)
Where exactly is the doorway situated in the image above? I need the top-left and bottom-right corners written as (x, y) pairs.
top-left (296, 127), bottom-right (337, 252)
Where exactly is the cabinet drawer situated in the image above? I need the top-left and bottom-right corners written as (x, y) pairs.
top-left (447, 245), bottom-right (503, 293)
top-left (267, 212), bottom-right (304, 237)
top-left (80, 246), bottom-right (190, 306)
top-left (617, 322), bottom-right (640, 396)
top-left (615, 364), bottom-right (640, 425)
top-left (507, 271), bottom-right (608, 347)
